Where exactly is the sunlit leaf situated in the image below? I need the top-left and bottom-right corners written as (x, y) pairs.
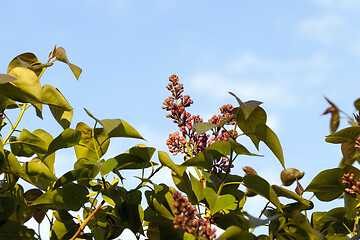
top-left (0, 74), bottom-right (16, 84)
top-left (235, 105), bottom-right (267, 149)
top-left (50, 106), bottom-right (73, 129)
top-left (3, 150), bottom-right (32, 183)
top-left (7, 52), bottom-right (42, 76)
top-left (0, 67), bottom-right (42, 114)
top-left (203, 187), bottom-right (236, 214)
top-left (254, 124), bottom-right (285, 168)
top-left (16, 129), bottom-right (48, 154)
top-left (84, 108), bottom-right (144, 139)
top-left (55, 47), bottom-right (82, 80)
top-left (31, 183), bottom-right (88, 211)
top-left (305, 168), bottom-right (344, 201)
top-left (48, 128), bottom-right (81, 155)
top-left (158, 151), bottom-right (183, 176)
top-left (115, 145), bottom-right (156, 170)
top-left (74, 122), bottom-right (110, 161)
top-left (54, 168), bottom-right (97, 189)
top-left (51, 219), bottom-right (79, 240)
top-left (229, 92), bottom-right (262, 119)
top-left (42, 85), bottom-right (72, 111)
top-left (218, 226), bottom-right (256, 240)
top-left (244, 175), bottom-right (282, 212)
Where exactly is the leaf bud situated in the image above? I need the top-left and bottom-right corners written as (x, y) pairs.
top-left (280, 168), bottom-right (304, 186)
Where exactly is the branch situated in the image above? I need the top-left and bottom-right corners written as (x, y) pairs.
top-left (70, 200), bottom-right (105, 240)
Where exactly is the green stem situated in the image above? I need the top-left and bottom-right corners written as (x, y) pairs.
top-left (3, 103), bottom-right (27, 144)
top-left (185, 141), bottom-right (203, 181)
top-left (353, 215), bottom-right (359, 235)
top-left (343, 222), bottom-right (353, 237)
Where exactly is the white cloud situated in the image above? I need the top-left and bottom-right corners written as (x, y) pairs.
top-left (188, 53), bottom-right (338, 133)
top-left (297, 14), bottom-right (344, 44)
top-left (190, 53), bottom-right (335, 108)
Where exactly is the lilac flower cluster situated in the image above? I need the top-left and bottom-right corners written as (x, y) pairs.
top-left (172, 191), bottom-right (216, 240)
top-left (163, 75), bottom-right (210, 157)
top-left (342, 173), bottom-right (360, 195)
top-left (355, 137), bottom-right (360, 152)
top-left (163, 75), bottom-right (236, 174)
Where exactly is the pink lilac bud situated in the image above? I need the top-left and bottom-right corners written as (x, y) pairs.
top-left (355, 137), bottom-right (360, 152)
top-left (342, 172), bottom-right (360, 195)
top-left (172, 191), bottom-right (216, 240)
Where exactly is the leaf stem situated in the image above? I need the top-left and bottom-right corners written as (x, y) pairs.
top-left (3, 103), bottom-right (27, 144)
top-left (353, 215), bottom-right (359, 235)
top-left (70, 200), bottom-right (105, 240)
top-left (185, 141), bottom-right (203, 182)
top-left (343, 222), bottom-right (353, 237)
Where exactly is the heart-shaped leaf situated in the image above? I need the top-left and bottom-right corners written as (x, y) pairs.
top-left (48, 128), bottom-right (81, 155)
top-left (203, 187), bottom-right (236, 214)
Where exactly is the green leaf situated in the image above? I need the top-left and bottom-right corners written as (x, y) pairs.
top-left (115, 145), bottom-right (156, 169)
top-left (305, 168), bottom-right (343, 201)
top-left (48, 128), bottom-right (81, 155)
top-left (203, 187), bottom-right (236, 214)
top-left (172, 171), bottom-right (198, 204)
top-left (7, 52), bottom-right (44, 77)
top-left (55, 47), bottom-right (82, 80)
top-left (245, 212), bottom-right (282, 228)
top-left (158, 151), bottom-right (183, 176)
top-left (254, 124), bottom-right (285, 168)
top-left (3, 150), bottom-right (32, 183)
top-left (0, 74), bottom-right (16, 84)
top-left (84, 158), bottom-right (119, 176)
top-left (190, 173), bottom-right (204, 202)
top-left (292, 210), bottom-right (324, 240)
top-left (42, 85), bottom-right (72, 111)
top-left (244, 175), bottom-right (282, 212)
top-left (272, 185), bottom-right (312, 207)
top-left (229, 92), bottom-right (263, 119)
top-left (218, 226), bottom-right (256, 240)
top-left (9, 136), bottom-right (35, 158)
top-left (23, 157), bottom-right (57, 182)
top-left (101, 119), bottom-right (144, 139)
top-left (17, 129), bottom-right (48, 154)
top-left (54, 168), bottom-right (97, 189)
top-left (236, 105), bottom-right (267, 149)
top-left (145, 185), bottom-right (174, 220)
top-left (330, 111), bottom-right (340, 134)
top-left (0, 220), bottom-right (36, 239)
top-left (0, 67), bottom-right (42, 114)
top-left (229, 139), bottom-right (262, 156)
top-left (84, 108), bottom-right (144, 139)
top-left (118, 202), bottom-right (144, 235)
top-left (182, 141), bottom-right (231, 170)
top-left (326, 126), bottom-right (360, 143)
top-left (355, 98), bottom-right (360, 111)
top-left (74, 122), bottom-right (110, 161)
top-left (50, 106), bottom-right (73, 129)
top-left (31, 183), bottom-right (88, 211)
top-left (51, 219), bottom-right (79, 240)
top-left (193, 122), bottom-right (216, 135)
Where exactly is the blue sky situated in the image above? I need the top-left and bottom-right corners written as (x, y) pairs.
top-left (2, 0), bottom-right (360, 239)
